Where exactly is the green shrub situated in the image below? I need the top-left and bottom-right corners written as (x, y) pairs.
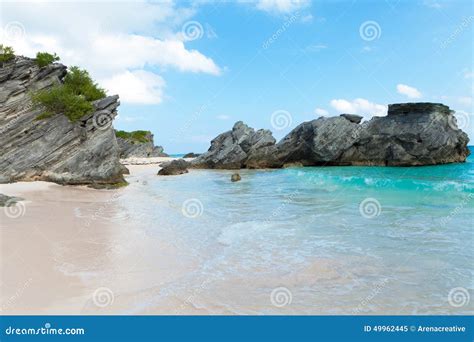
top-left (32, 85), bottom-right (94, 122)
top-left (115, 130), bottom-right (151, 143)
top-left (64, 66), bottom-right (106, 101)
top-left (32, 65), bottom-right (106, 122)
top-left (0, 45), bottom-right (15, 64)
top-left (35, 52), bottom-right (60, 68)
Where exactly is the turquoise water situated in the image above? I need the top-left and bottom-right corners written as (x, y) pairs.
top-left (120, 150), bottom-right (473, 314)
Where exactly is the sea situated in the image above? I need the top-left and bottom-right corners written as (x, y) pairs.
top-left (115, 148), bottom-right (473, 314)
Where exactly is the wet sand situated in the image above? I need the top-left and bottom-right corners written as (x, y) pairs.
top-left (0, 158), bottom-right (199, 315)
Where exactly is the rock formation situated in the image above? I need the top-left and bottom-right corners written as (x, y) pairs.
top-left (0, 194), bottom-right (23, 207)
top-left (183, 152), bottom-right (200, 158)
top-left (336, 103), bottom-right (470, 166)
top-left (187, 103), bottom-right (469, 170)
top-left (157, 159), bottom-right (189, 176)
top-left (0, 56), bottom-right (126, 187)
top-left (231, 173), bottom-right (241, 182)
top-left (191, 121), bottom-right (280, 169)
top-left (116, 130), bottom-right (168, 158)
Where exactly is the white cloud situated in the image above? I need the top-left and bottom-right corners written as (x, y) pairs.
top-left (116, 115), bottom-right (144, 123)
top-left (396, 84), bottom-right (422, 99)
top-left (457, 96), bottom-right (472, 106)
top-left (101, 70), bottom-right (165, 105)
top-left (463, 70), bottom-right (473, 79)
top-left (216, 115), bottom-right (231, 120)
top-left (305, 44), bottom-right (327, 52)
top-left (1, 1), bottom-right (220, 104)
top-left (254, 0), bottom-right (310, 13)
top-left (330, 98), bottom-right (387, 119)
top-left (314, 108), bottom-right (329, 116)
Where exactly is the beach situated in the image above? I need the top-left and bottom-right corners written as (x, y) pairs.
top-left (1, 157), bottom-right (472, 315)
top-left (0, 158), bottom-right (198, 315)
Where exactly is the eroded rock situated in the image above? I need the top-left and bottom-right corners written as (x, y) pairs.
top-left (0, 56), bottom-right (126, 186)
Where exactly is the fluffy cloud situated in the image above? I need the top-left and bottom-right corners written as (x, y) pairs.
top-left (216, 115), bottom-right (231, 120)
top-left (314, 108), bottom-right (329, 116)
top-left (254, 0), bottom-right (310, 13)
top-left (1, 1), bottom-right (220, 104)
top-left (396, 84), bottom-right (422, 99)
top-left (330, 98), bottom-right (387, 118)
top-left (101, 70), bottom-right (165, 105)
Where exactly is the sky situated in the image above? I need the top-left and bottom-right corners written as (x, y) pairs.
top-left (1, 0), bottom-right (473, 153)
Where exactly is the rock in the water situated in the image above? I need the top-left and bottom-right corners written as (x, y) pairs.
top-left (276, 116), bottom-right (363, 166)
top-left (231, 173), bottom-right (241, 182)
top-left (340, 114), bottom-right (363, 124)
top-left (0, 193), bottom-right (23, 207)
top-left (338, 103), bottom-right (470, 166)
top-left (0, 56), bottom-right (126, 187)
top-left (116, 130), bottom-right (168, 158)
top-left (190, 103), bottom-right (469, 169)
top-left (191, 121), bottom-right (280, 169)
top-left (158, 159), bottom-right (190, 175)
top-left (183, 152), bottom-right (200, 158)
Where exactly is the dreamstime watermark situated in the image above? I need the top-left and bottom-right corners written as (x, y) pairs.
top-left (440, 15), bottom-right (474, 50)
top-left (4, 323), bottom-right (85, 336)
top-left (448, 111), bottom-right (471, 131)
top-left (83, 192), bottom-right (121, 227)
top-left (170, 103), bottom-right (208, 143)
top-left (181, 198), bottom-right (204, 218)
top-left (359, 197), bottom-right (381, 219)
top-left (92, 287), bottom-right (114, 308)
top-left (262, 12), bottom-right (300, 49)
top-left (440, 193), bottom-right (473, 226)
top-left (448, 287), bottom-right (470, 308)
top-left (0, 277), bottom-right (33, 313)
top-left (270, 287), bottom-right (293, 308)
top-left (270, 110), bottom-right (292, 130)
top-left (0, 102), bottom-right (34, 135)
top-left (181, 21), bottom-right (204, 41)
top-left (3, 200), bottom-right (26, 219)
top-left (92, 110), bottom-right (114, 131)
top-left (352, 278), bottom-right (389, 314)
top-left (2, 21), bottom-right (26, 42)
top-left (174, 278), bottom-right (212, 314)
top-left (265, 190), bottom-right (299, 223)
top-left (359, 21), bottom-right (382, 41)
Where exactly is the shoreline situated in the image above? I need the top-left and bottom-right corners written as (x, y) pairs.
top-left (1, 158), bottom-right (471, 315)
top-left (0, 160), bottom-right (194, 315)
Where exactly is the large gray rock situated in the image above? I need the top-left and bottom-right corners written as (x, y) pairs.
top-left (275, 116), bottom-right (363, 166)
top-left (340, 114), bottom-right (363, 124)
top-left (189, 103), bottom-right (470, 170)
top-left (0, 193), bottom-right (23, 207)
top-left (191, 121), bottom-right (279, 169)
top-left (158, 159), bottom-right (190, 175)
top-left (116, 131), bottom-right (168, 158)
top-left (338, 103), bottom-right (470, 166)
top-left (0, 56), bottom-right (126, 187)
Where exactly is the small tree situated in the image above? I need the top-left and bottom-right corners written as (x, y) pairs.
top-left (32, 65), bottom-right (106, 122)
top-left (0, 45), bottom-right (15, 64)
top-left (64, 66), bottom-right (106, 101)
top-left (35, 52), bottom-right (60, 68)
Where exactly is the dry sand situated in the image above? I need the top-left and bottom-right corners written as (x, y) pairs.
top-left (0, 157), bottom-right (201, 315)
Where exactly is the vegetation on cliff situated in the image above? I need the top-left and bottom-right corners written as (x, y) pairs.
top-left (115, 130), bottom-right (152, 143)
top-left (33, 65), bottom-right (106, 122)
top-left (35, 52), bottom-right (60, 68)
top-left (0, 45), bottom-right (15, 64)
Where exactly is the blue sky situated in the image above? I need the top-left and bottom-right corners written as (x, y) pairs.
top-left (2, 0), bottom-right (473, 153)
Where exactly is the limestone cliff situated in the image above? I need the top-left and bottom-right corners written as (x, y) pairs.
top-left (189, 103), bottom-right (470, 170)
top-left (0, 56), bottom-right (125, 186)
top-left (115, 130), bottom-right (168, 158)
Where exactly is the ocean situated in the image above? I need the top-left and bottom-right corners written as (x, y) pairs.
top-left (116, 148), bottom-right (473, 314)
